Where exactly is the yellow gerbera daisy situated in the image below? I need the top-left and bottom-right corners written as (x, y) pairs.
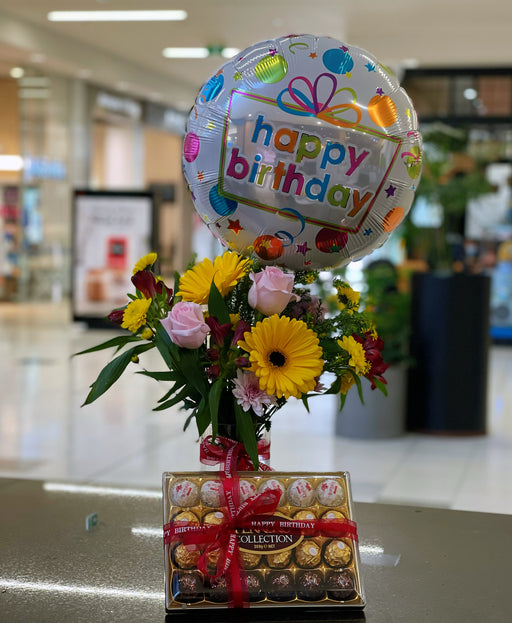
top-left (338, 336), bottom-right (371, 375)
top-left (121, 298), bottom-right (151, 333)
top-left (238, 315), bottom-right (324, 400)
top-left (177, 251), bottom-right (251, 305)
top-left (133, 252), bottom-right (157, 275)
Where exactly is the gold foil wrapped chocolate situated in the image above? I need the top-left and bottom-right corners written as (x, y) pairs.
top-left (172, 543), bottom-right (201, 570)
top-left (295, 539), bottom-right (322, 568)
top-left (265, 549), bottom-right (293, 569)
top-left (323, 539), bottom-right (353, 568)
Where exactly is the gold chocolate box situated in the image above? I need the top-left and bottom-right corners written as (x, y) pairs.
top-left (163, 471), bottom-right (365, 610)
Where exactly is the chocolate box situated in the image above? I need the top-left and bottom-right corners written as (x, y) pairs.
top-left (162, 471), bottom-right (365, 610)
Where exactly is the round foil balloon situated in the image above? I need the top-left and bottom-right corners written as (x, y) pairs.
top-left (183, 35), bottom-right (422, 270)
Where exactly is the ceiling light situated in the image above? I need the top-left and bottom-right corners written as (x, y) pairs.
top-left (19, 76), bottom-right (50, 87)
top-left (163, 47), bottom-right (209, 59)
top-left (48, 10), bottom-right (187, 22)
top-left (221, 48), bottom-right (240, 59)
top-left (0, 155), bottom-right (24, 171)
top-left (30, 53), bottom-right (46, 63)
top-left (9, 67), bottom-right (24, 79)
top-left (463, 88), bottom-right (478, 101)
top-left (163, 47), bottom-right (240, 59)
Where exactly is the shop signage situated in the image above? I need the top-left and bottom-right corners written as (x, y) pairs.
top-left (96, 91), bottom-right (142, 120)
top-left (144, 103), bottom-right (186, 135)
top-left (23, 157), bottom-right (67, 181)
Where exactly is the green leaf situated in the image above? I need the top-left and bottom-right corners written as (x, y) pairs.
top-left (82, 343), bottom-right (154, 406)
top-left (174, 271), bottom-right (181, 297)
top-left (234, 402), bottom-right (259, 469)
top-left (153, 385), bottom-right (194, 411)
top-left (157, 379), bottom-right (186, 404)
top-left (195, 398), bottom-right (211, 437)
top-left (183, 411), bottom-right (196, 431)
top-left (136, 370), bottom-right (180, 382)
top-left (301, 395), bottom-right (311, 413)
top-left (208, 280), bottom-right (230, 325)
top-left (74, 334), bottom-right (141, 356)
top-left (326, 376), bottom-right (342, 395)
top-left (372, 377), bottom-right (388, 396)
top-left (339, 392), bottom-right (347, 411)
top-left (354, 374), bottom-right (364, 404)
top-left (154, 323), bottom-right (180, 367)
top-left (208, 379), bottom-right (223, 440)
top-left (176, 350), bottom-right (209, 397)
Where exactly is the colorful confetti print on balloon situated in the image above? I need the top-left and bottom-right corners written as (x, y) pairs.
top-left (288, 41), bottom-right (309, 54)
top-left (201, 73), bottom-right (224, 102)
top-left (315, 228), bottom-right (348, 253)
top-left (383, 206), bottom-right (405, 232)
top-left (401, 146), bottom-right (422, 179)
top-left (254, 54), bottom-right (288, 83)
top-left (368, 94), bottom-right (397, 128)
top-left (209, 185), bottom-right (237, 216)
top-left (322, 46), bottom-right (354, 75)
top-left (254, 234), bottom-right (284, 260)
top-left (183, 132), bottom-right (200, 163)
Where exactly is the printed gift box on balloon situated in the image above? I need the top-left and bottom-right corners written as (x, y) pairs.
top-left (184, 34), bottom-right (422, 271)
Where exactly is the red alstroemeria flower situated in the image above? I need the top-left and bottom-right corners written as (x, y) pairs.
top-left (205, 316), bottom-right (232, 346)
top-left (155, 280), bottom-right (173, 304)
top-left (231, 319), bottom-right (252, 347)
top-left (108, 308), bottom-right (125, 325)
top-left (353, 331), bottom-right (389, 390)
top-left (132, 270), bottom-right (157, 299)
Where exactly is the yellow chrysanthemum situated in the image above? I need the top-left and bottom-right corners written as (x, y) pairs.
top-left (238, 315), bottom-right (324, 400)
top-left (338, 336), bottom-right (371, 375)
top-left (133, 252), bottom-right (157, 275)
top-left (140, 327), bottom-right (153, 340)
top-left (177, 252), bottom-right (251, 305)
top-left (121, 298), bottom-right (151, 333)
top-left (336, 284), bottom-right (361, 314)
top-left (340, 372), bottom-right (356, 395)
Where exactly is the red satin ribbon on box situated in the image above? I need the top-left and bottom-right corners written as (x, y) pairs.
top-left (164, 440), bottom-right (359, 609)
top-left (199, 434), bottom-right (273, 472)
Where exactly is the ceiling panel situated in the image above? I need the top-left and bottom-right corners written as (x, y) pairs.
top-left (0, 1), bottom-right (511, 108)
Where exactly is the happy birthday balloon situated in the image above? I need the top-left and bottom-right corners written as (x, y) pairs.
top-left (183, 34), bottom-right (422, 270)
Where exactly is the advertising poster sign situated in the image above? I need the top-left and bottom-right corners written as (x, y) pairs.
top-left (72, 191), bottom-right (155, 325)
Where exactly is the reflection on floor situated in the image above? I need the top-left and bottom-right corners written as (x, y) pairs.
top-left (1, 302), bottom-right (511, 515)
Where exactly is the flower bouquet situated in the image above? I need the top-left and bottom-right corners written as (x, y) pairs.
top-left (78, 250), bottom-right (388, 469)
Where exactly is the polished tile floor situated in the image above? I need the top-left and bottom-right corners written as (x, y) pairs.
top-left (1, 301), bottom-right (512, 515)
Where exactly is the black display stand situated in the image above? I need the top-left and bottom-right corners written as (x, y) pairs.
top-left (407, 272), bottom-right (490, 434)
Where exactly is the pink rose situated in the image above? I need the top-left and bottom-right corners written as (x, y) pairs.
top-left (161, 302), bottom-right (209, 348)
top-left (248, 267), bottom-right (299, 316)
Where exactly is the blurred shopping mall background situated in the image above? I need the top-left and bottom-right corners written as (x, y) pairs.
top-left (1, 1), bottom-right (512, 514)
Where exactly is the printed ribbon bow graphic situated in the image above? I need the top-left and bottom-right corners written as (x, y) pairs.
top-left (277, 73), bottom-right (362, 128)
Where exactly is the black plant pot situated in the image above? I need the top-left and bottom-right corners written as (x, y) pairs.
top-left (407, 272), bottom-right (490, 434)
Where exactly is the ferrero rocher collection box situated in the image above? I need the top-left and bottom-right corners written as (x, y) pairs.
top-left (162, 471), bottom-right (365, 610)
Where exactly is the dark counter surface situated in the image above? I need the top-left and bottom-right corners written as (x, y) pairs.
top-left (0, 477), bottom-right (509, 622)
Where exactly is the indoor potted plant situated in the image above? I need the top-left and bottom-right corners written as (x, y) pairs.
top-left (335, 260), bottom-right (412, 438)
top-left (403, 124), bottom-right (492, 434)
